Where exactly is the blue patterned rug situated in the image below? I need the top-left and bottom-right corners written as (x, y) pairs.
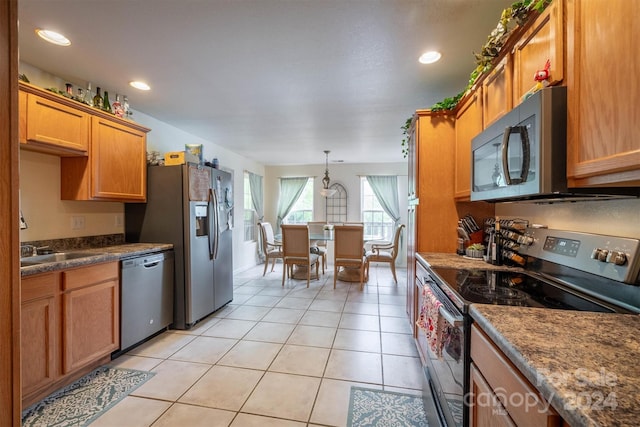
top-left (347, 386), bottom-right (429, 426)
top-left (22, 366), bottom-right (155, 427)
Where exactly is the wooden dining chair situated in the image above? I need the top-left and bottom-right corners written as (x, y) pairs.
top-left (333, 225), bottom-right (366, 290)
top-left (281, 224), bottom-right (320, 288)
top-left (258, 222), bottom-right (283, 276)
top-left (365, 224), bottom-right (405, 284)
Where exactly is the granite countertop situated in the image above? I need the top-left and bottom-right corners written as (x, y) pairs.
top-left (470, 304), bottom-right (640, 427)
top-left (20, 243), bottom-right (173, 277)
top-left (417, 252), bottom-right (524, 272)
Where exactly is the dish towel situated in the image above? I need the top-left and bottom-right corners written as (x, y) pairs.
top-left (416, 285), bottom-right (445, 358)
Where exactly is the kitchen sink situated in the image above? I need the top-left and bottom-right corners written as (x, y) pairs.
top-left (20, 251), bottom-right (99, 267)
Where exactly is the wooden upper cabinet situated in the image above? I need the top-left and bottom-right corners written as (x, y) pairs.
top-left (566, 0), bottom-right (640, 186)
top-left (90, 117), bottom-right (147, 201)
top-left (455, 91), bottom-right (483, 200)
top-left (61, 108), bottom-right (149, 202)
top-left (19, 83), bottom-right (90, 155)
top-left (512, 0), bottom-right (564, 105)
top-left (19, 82), bottom-right (150, 201)
top-left (482, 55), bottom-right (512, 129)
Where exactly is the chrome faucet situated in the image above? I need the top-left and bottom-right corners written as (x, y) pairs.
top-left (20, 244), bottom-right (37, 258)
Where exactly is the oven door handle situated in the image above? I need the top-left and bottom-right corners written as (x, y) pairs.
top-left (438, 305), bottom-right (463, 328)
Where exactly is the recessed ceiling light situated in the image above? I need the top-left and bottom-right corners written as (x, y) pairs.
top-left (129, 81), bottom-right (151, 91)
top-left (35, 29), bottom-right (71, 46)
top-left (418, 51), bottom-right (442, 64)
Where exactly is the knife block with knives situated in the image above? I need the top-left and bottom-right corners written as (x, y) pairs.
top-left (457, 214), bottom-right (484, 255)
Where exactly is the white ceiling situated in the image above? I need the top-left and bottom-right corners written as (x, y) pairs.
top-left (18, 0), bottom-right (512, 165)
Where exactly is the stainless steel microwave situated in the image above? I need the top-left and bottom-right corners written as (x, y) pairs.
top-left (470, 86), bottom-right (567, 202)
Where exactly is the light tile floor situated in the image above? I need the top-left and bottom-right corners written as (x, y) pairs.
top-left (89, 263), bottom-right (421, 426)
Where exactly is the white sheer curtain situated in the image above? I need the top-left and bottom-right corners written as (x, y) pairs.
top-left (366, 175), bottom-right (401, 226)
top-left (248, 172), bottom-right (263, 221)
top-left (276, 177), bottom-right (309, 232)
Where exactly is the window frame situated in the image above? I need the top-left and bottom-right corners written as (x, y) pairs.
top-left (360, 177), bottom-right (394, 241)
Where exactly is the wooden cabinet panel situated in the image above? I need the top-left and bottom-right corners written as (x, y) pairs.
top-left (470, 325), bottom-right (561, 427)
top-left (62, 261), bottom-right (118, 291)
top-left (19, 81), bottom-right (150, 201)
top-left (407, 111), bottom-right (495, 332)
top-left (21, 262), bottom-right (120, 405)
top-left (455, 92), bottom-right (483, 200)
top-left (415, 112), bottom-right (458, 254)
top-left (91, 116), bottom-right (147, 201)
top-left (470, 363), bottom-right (516, 427)
top-left (19, 89), bottom-right (27, 144)
top-left (482, 56), bottom-right (512, 128)
top-left (21, 273), bottom-right (59, 398)
top-left (23, 91), bottom-right (90, 155)
top-left (62, 277), bottom-right (119, 374)
top-left (512, 1), bottom-right (564, 105)
top-left (61, 115), bottom-right (149, 202)
top-left (566, 0), bottom-right (640, 185)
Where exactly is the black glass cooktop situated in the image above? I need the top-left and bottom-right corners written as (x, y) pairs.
top-left (431, 267), bottom-right (615, 313)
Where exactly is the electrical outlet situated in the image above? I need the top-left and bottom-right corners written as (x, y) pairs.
top-left (71, 215), bottom-right (85, 230)
top-left (115, 214), bottom-right (124, 227)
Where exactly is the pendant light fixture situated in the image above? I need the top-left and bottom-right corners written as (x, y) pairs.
top-left (320, 150), bottom-right (337, 197)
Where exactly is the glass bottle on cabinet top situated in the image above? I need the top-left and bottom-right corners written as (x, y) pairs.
top-left (85, 82), bottom-right (94, 107)
top-left (123, 95), bottom-right (131, 118)
top-left (112, 94), bottom-right (124, 118)
top-left (102, 91), bottom-right (112, 113)
top-left (93, 86), bottom-right (103, 110)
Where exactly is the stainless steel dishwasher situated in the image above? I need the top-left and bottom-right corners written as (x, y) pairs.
top-left (120, 250), bottom-right (174, 351)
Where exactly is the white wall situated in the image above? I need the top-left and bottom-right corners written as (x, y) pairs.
top-left (264, 162), bottom-right (408, 266)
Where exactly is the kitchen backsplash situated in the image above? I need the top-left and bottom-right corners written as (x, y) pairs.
top-left (21, 234), bottom-right (125, 253)
top-left (496, 198), bottom-right (640, 238)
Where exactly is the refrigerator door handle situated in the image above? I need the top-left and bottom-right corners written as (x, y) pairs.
top-left (211, 188), bottom-right (220, 260)
top-left (208, 189), bottom-right (215, 259)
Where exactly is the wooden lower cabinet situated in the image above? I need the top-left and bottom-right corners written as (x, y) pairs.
top-left (470, 325), bottom-right (562, 427)
top-left (21, 273), bottom-right (60, 399)
top-left (470, 363), bottom-right (516, 427)
top-left (20, 261), bottom-right (120, 407)
top-left (62, 280), bottom-right (119, 374)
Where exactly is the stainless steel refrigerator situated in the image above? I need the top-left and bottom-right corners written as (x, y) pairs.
top-left (125, 163), bottom-right (233, 329)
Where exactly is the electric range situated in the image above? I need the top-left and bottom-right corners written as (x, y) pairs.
top-left (419, 228), bottom-right (640, 427)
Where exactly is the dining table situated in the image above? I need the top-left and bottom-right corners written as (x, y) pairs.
top-left (275, 230), bottom-right (382, 282)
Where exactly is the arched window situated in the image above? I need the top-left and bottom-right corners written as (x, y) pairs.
top-left (326, 183), bottom-right (347, 224)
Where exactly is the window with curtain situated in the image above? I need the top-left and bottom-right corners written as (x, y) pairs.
top-left (283, 178), bottom-right (314, 224)
top-left (243, 171), bottom-right (257, 242)
top-left (361, 177), bottom-right (396, 241)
